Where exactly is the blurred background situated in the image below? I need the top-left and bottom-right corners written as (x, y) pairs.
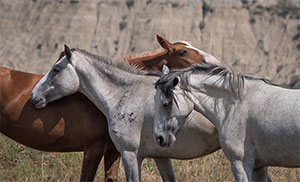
top-left (0, 0), bottom-right (299, 181)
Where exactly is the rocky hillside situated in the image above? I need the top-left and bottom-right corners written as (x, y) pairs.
top-left (0, 0), bottom-right (299, 87)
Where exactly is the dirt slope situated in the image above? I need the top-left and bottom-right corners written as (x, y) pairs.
top-left (0, 0), bottom-right (299, 87)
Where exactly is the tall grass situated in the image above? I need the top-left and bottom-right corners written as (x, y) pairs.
top-left (1, 134), bottom-right (299, 181)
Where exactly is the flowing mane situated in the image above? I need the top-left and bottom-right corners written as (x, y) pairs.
top-left (156, 63), bottom-right (282, 100)
top-left (72, 48), bottom-right (161, 77)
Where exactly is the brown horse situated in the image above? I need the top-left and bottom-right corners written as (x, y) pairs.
top-left (0, 35), bottom-right (210, 181)
top-left (0, 68), bottom-right (120, 182)
top-left (123, 34), bottom-right (219, 70)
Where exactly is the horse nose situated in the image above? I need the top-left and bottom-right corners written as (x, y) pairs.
top-left (156, 135), bottom-right (165, 147)
top-left (30, 96), bottom-right (44, 105)
top-left (30, 97), bottom-right (38, 105)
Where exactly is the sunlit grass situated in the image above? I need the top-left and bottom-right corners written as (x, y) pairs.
top-left (1, 134), bottom-right (299, 182)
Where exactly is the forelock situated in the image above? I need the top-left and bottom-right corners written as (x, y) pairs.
top-left (155, 72), bottom-right (179, 100)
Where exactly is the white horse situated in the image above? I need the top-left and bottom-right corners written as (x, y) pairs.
top-left (153, 63), bottom-right (300, 182)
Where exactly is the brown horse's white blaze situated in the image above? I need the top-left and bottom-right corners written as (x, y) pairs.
top-left (176, 40), bottom-right (221, 65)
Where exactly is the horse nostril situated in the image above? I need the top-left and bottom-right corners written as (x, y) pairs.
top-left (163, 101), bottom-right (169, 108)
top-left (106, 178), bottom-right (113, 182)
top-left (157, 135), bottom-right (164, 146)
top-left (30, 96), bottom-right (44, 105)
top-left (31, 99), bottom-right (37, 105)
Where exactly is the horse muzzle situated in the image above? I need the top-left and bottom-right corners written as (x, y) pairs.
top-left (30, 95), bottom-right (47, 109)
top-left (155, 133), bottom-right (176, 147)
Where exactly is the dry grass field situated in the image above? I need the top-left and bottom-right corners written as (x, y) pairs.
top-left (1, 134), bottom-right (299, 182)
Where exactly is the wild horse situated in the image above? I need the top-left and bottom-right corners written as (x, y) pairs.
top-left (1, 35), bottom-right (210, 181)
top-left (153, 63), bottom-right (300, 181)
top-left (30, 45), bottom-right (271, 181)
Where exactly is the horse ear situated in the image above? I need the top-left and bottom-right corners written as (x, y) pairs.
top-left (162, 65), bottom-right (170, 75)
top-left (173, 77), bottom-right (179, 87)
top-left (156, 34), bottom-right (172, 52)
top-left (64, 44), bottom-right (71, 60)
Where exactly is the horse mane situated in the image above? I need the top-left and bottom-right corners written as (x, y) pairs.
top-left (71, 48), bottom-right (161, 77)
top-left (122, 48), bottom-right (167, 62)
top-left (156, 63), bottom-right (283, 101)
top-left (122, 40), bottom-right (196, 62)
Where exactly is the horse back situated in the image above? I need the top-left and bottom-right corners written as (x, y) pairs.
top-left (248, 87), bottom-right (300, 167)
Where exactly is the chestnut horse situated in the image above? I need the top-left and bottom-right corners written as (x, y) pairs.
top-left (0, 35), bottom-right (211, 181)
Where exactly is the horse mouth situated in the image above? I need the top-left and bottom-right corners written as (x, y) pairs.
top-left (156, 134), bottom-right (176, 147)
top-left (34, 102), bottom-right (47, 109)
top-left (31, 98), bottom-right (47, 109)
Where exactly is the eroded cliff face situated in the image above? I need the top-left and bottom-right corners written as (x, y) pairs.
top-left (0, 0), bottom-right (299, 87)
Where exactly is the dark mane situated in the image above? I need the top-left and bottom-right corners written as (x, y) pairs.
top-left (155, 62), bottom-right (283, 101)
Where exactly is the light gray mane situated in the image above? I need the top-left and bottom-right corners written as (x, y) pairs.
top-left (156, 63), bottom-right (282, 100)
top-left (71, 49), bottom-right (160, 85)
top-left (73, 49), bottom-right (147, 75)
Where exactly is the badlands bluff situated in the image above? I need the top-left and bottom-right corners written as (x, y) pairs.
top-left (0, 0), bottom-right (299, 87)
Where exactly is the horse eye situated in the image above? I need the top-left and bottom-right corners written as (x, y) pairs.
top-left (163, 101), bottom-right (169, 108)
top-left (53, 68), bottom-right (60, 73)
top-left (179, 50), bottom-right (187, 56)
top-left (166, 125), bottom-right (172, 131)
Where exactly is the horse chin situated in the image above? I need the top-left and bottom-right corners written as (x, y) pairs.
top-left (34, 101), bottom-right (48, 109)
top-left (167, 134), bottom-right (176, 147)
top-left (157, 133), bottom-right (176, 147)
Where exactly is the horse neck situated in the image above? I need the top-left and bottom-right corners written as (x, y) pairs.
top-left (0, 67), bottom-right (42, 103)
top-left (122, 49), bottom-right (168, 71)
top-left (72, 54), bottom-right (152, 117)
top-left (0, 67), bottom-right (42, 126)
top-left (186, 74), bottom-right (238, 128)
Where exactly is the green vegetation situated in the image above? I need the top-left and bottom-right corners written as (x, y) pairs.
top-left (251, 0), bottom-right (300, 19)
top-left (294, 24), bottom-right (300, 50)
top-left (171, 2), bottom-right (179, 8)
top-left (267, 0), bottom-right (300, 19)
top-left (202, 2), bottom-right (214, 19)
top-left (1, 135), bottom-right (299, 181)
top-left (119, 21), bottom-right (127, 31)
top-left (126, 0), bottom-right (134, 9)
top-left (199, 21), bottom-right (206, 30)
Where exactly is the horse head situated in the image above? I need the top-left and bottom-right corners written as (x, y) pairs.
top-left (153, 65), bottom-right (194, 147)
top-left (31, 45), bottom-right (80, 109)
top-left (156, 34), bottom-right (220, 68)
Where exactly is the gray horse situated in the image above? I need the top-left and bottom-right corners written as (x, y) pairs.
top-left (31, 46), bottom-right (271, 181)
top-left (153, 63), bottom-right (300, 182)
